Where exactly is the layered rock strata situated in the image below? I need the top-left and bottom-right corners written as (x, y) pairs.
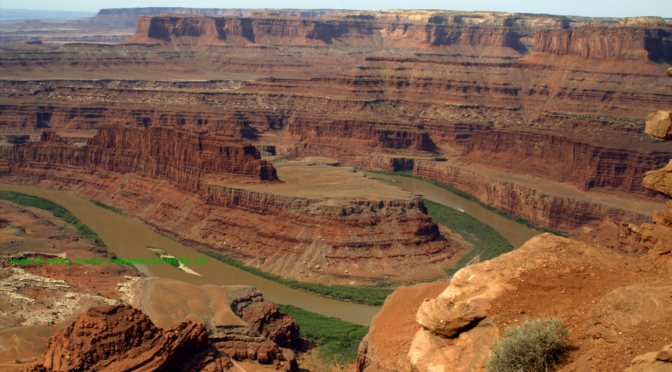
top-left (27, 304), bottom-right (233, 372)
top-left (0, 126), bottom-right (460, 283)
top-left (2, 125), bottom-right (278, 190)
top-left (124, 278), bottom-right (300, 370)
top-left (413, 160), bottom-right (652, 233)
top-left (460, 130), bottom-right (670, 197)
top-left (2, 11), bottom-right (671, 236)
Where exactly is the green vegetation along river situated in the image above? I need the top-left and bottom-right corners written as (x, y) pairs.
top-left (371, 174), bottom-right (541, 248)
top-left (0, 183), bottom-right (380, 325)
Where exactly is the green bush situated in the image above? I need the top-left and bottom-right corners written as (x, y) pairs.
top-left (278, 304), bottom-right (368, 366)
top-left (486, 318), bottom-right (570, 372)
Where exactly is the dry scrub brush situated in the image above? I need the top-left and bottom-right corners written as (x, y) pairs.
top-left (486, 318), bottom-right (570, 372)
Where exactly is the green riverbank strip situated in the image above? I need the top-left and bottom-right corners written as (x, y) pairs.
top-left (425, 200), bottom-right (511, 276)
top-left (89, 199), bottom-right (127, 216)
top-left (278, 304), bottom-right (368, 366)
top-left (197, 250), bottom-right (395, 306)
top-left (356, 167), bottom-right (568, 237)
top-left (0, 190), bottom-right (139, 271)
top-left (1, 190), bottom-right (111, 251)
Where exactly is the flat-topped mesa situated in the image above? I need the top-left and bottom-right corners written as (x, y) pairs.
top-left (2, 125), bottom-right (278, 194)
top-left (120, 11), bottom-right (672, 62)
top-left (118, 12), bottom-right (531, 51)
top-left (533, 26), bottom-right (672, 61)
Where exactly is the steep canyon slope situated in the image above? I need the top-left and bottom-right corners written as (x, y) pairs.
top-left (0, 127), bottom-right (464, 284)
top-left (355, 108), bottom-right (672, 372)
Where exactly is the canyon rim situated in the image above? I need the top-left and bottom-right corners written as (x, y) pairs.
top-left (0, 5), bottom-right (671, 372)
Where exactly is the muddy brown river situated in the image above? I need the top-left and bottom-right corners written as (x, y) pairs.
top-left (0, 184), bottom-right (381, 324)
top-left (373, 175), bottom-right (541, 248)
top-left (2, 178), bottom-right (539, 324)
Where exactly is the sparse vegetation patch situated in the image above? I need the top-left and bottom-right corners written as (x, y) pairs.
top-left (486, 318), bottom-right (570, 372)
top-left (278, 304), bottom-right (368, 366)
top-left (197, 250), bottom-right (394, 306)
top-left (424, 200), bottom-right (513, 276)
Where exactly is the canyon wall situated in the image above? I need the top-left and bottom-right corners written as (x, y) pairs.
top-left (461, 130), bottom-right (670, 197)
top-left (1, 125), bottom-right (278, 191)
top-left (123, 13), bottom-right (529, 51)
top-left (533, 27), bottom-right (672, 61)
top-left (120, 13), bottom-right (672, 65)
top-left (0, 126), bottom-right (462, 284)
top-left (413, 160), bottom-right (652, 232)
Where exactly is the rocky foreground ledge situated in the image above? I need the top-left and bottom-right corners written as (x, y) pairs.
top-left (26, 278), bottom-right (302, 372)
top-left (355, 110), bottom-right (672, 371)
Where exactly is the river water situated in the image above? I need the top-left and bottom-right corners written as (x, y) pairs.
top-left (0, 183), bottom-right (380, 324)
top-left (1, 178), bottom-right (539, 324)
top-left (371, 175), bottom-right (541, 248)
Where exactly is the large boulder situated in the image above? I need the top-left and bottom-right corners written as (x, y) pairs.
top-left (645, 110), bottom-right (672, 141)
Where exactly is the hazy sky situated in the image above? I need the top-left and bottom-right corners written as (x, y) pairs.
top-left (2, 0), bottom-right (671, 18)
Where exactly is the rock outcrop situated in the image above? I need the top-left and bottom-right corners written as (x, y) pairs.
top-left (399, 90), bottom-right (672, 372)
top-left (353, 282), bottom-right (448, 372)
top-left (27, 304), bottom-right (232, 372)
top-left (124, 278), bottom-right (300, 371)
top-left (644, 110), bottom-right (672, 141)
top-left (400, 232), bottom-right (672, 372)
top-left (625, 344), bottom-right (672, 372)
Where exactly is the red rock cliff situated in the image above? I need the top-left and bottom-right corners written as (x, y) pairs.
top-left (2, 124), bottom-right (278, 193)
top-left (414, 160), bottom-right (652, 233)
top-left (460, 130), bottom-right (670, 197)
top-left (533, 26), bottom-right (672, 61)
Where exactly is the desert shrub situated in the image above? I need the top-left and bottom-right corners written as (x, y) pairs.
top-left (486, 318), bottom-right (570, 372)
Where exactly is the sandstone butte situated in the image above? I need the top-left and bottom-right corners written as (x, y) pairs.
top-left (1, 10), bottom-right (670, 236)
top-left (353, 108), bottom-right (672, 372)
top-left (0, 126), bottom-right (466, 284)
